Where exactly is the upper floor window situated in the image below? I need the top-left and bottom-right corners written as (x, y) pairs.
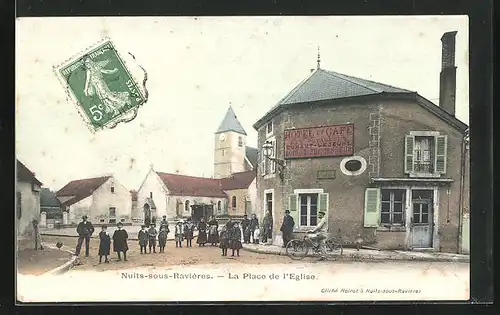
top-left (109, 207), bottom-right (116, 217)
top-left (111, 186), bottom-right (115, 193)
top-left (150, 192), bottom-right (153, 199)
top-left (266, 121), bottom-right (273, 135)
top-left (185, 200), bottom-right (190, 212)
top-left (232, 196), bottom-right (237, 208)
top-left (238, 136), bottom-right (243, 147)
top-left (405, 132), bottom-right (447, 177)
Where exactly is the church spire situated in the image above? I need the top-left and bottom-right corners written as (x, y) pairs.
top-left (215, 105), bottom-right (247, 135)
top-left (316, 46), bottom-right (321, 69)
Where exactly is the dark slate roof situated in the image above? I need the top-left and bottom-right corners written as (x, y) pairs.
top-left (17, 160), bottom-right (43, 186)
top-left (253, 68), bottom-right (468, 132)
top-left (245, 146), bottom-right (258, 168)
top-left (215, 106), bottom-right (247, 135)
top-left (56, 176), bottom-right (111, 206)
top-left (277, 68), bottom-right (412, 107)
top-left (220, 170), bottom-right (256, 190)
top-left (40, 188), bottom-right (61, 208)
top-left (156, 172), bottom-right (227, 198)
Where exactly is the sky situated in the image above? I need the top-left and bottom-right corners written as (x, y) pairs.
top-left (15, 16), bottom-right (469, 191)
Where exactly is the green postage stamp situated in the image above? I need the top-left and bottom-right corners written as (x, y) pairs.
top-left (55, 38), bottom-right (147, 131)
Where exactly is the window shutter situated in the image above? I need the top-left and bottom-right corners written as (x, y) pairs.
top-left (319, 193), bottom-right (329, 230)
top-left (271, 140), bottom-right (277, 174)
top-left (435, 135), bottom-right (448, 174)
top-left (289, 194), bottom-right (299, 231)
top-left (16, 192), bottom-right (22, 219)
top-left (260, 151), bottom-right (266, 177)
top-left (364, 188), bottom-right (381, 227)
top-left (404, 135), bottom-right (415, 174)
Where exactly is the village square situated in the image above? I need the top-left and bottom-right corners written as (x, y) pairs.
top-left (16, 24), bottom-right (470, 293)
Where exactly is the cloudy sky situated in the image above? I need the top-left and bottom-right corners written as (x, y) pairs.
top-left (15, 16), bottom-right (469, 191)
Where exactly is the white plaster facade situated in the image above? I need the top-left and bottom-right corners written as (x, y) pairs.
top-left (136, 168), bottom-right (169, 222)
top-left (64, 177), bottom-right (132, 225)
top-left (16, 181), bottom-right (41, 237)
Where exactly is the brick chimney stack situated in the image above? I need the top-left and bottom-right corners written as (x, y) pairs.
top-left (439, 31), bottom-right (458, 116)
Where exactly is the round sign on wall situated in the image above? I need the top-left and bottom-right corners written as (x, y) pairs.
top-left (340, 156), bottom-right (367, 176)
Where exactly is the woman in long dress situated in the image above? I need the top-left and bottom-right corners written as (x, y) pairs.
top-left (83, 57), bottom-right (131, 116)
top-left (112, 222), bottom-right (129, 261)
top-left (196, 218), bottom-right (208, 246)
top-left (207, 216), bottom-right (219, 246)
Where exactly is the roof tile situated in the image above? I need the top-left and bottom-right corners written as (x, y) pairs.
top-left (156, 172), bottom-right (227, 198)
top-left (220, 170), bottom-right (256, 190)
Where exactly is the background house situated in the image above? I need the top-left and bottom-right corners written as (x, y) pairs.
top-left (220, 170), bottom-right (258, 219)
top-left (40, 188), bottom-right (63, 227)
top-left (16, 160), bottom-right (43, 238)
top-left (56, 175), bottom-right (132, 225)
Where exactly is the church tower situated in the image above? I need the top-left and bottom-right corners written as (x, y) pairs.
top-left (214, 106), bottom-right (247, 179)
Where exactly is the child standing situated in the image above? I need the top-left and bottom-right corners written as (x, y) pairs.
top-left (98, 225), bottom-right (111, 263)
top-left (112, 222), bottom-right (129, 261)
top-left (253, 225), bottom-right (260, 245)
top-left (147, 224), bottom-right (158, 253)
top-left (174, 221), bottom-right (183, 248)
top-left (158, 226), bottom-right (168, 253)
top-left (138, 225), bottom-right (148, 254)
top-left (219, 226), bottom-right (229, 256)
top-left (230, 221), bottom-right (242, 257)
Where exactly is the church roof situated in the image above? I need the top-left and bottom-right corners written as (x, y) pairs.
top-left (156, 172), bottom-right (227, 198)
top-left (215, 106), bottom-right (247, 135)
top-left (245, 146), bottom-right (258, 168)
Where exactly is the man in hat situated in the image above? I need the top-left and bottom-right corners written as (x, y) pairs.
top-left (75, 215), bottom-right (94, 257)
top-left (280, 210), bottom-right (295, 248)
top-left (306, 210), bottom-right (328, 260)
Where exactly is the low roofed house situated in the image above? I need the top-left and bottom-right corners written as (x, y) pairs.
top-left (56, 175), bottom-right (132, 225)
top-left (16, 160), bottom-right (43, 238)
top-left (220, 170), bottom-right (258, 218)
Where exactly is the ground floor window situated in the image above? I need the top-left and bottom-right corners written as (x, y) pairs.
top-left (380, 189), bottom-right (405, 226)
top-left (299, 193), bottom-right (318, 227)
top-left (265, 192), bottom-right (273, 214)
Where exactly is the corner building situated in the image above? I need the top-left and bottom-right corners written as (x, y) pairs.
top-left (253, 32), bottom-right (469, 253)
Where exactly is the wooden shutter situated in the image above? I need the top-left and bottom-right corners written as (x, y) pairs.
top-left (435, 135), bottom-right (448, 174)
top-left (404, 135), bottom-right (415, 174)
top-left (289, 194), bottom-right (299, 230)
top-left (260, 150), bottom-right (266, 177)
top-left (271, 140), bottom-right (276, 174)
top-left (319, 193), bottom-right (329, 230)
top-left (364, 188), bottom-right (381, 227)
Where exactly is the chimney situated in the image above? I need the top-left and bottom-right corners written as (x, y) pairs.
top-left (439, 31), bottom-right (458, 116)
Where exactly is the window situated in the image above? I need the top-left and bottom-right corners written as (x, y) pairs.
top-left (299, 194), bottom-right (318, 227)
top-left (405, 133), bottom-right (448, 176)
top-left (185, 200), bottom-right (190, 212)
top-left (109, 207), bottom-right (116, 217)
top-left (232, 196), bottom-right (237, 208)
top-left (217, 200), bottom-right (221, 211)
top-left (121, 218), bottom-right (126, 222)
top-left (412, 190), bottom-right (433, 224)
top-left (150, 192), bottom-right (153, 199)
top-left (265, 193), bottom-right (273, 214)
top-left (380, 190), bottom-right (405, 226)
top-left (266, 121), bottom-right (273, 135)
top-left (16, 192), bottom-right (22, 219)
top-left (109, 218), bottom-right (116, 224)
top-left (222, 149), bottom-right (225, 156)
top-left (100, 219), bottom-right (105, 223)
top-left (111, 186), bottom-right (115, 193)
top-left (238, 136), bottom-right (243, 147)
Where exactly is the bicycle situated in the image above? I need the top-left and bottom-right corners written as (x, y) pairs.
top-left (286, 232), bottom-right (343, 260)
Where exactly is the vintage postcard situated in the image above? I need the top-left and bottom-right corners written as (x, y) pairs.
top-left (15, 16), bottom-right (470, 302)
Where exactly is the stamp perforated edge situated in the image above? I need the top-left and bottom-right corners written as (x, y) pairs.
top-left (53, 37), bottom-right (147, 133)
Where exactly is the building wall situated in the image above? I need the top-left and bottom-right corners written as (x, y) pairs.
top-left (214, 131), bottom-right (247, 178)
top-left (68, 195), bottom-right (93, 224)
top-left (247, 179), bottom-right (260, 219)
top-left (256, 98), bottom-right (467, 252)
top-left (16, 181), bottom-right (41, 237)
top-left (137, 170), bottom-right (168, 221)
top-left (257, 102), bottom-right (375, 245)
top-left (90, 177), bottom-right (132, 225)
top-left (224, 188), bottom-right (248, 217)
top-left (379, 100), bottom-right (466, 252)
top-left (166, 195), bottom-right (227, 219)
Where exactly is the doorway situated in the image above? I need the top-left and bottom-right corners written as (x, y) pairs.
top-left (191, 204), bottom-right (214, 225)
top-left (143, 204), bottom-right (151, 226)
top-left (410, 190), bottom-right (434, 248)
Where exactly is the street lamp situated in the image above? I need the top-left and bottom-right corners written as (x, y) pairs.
top-left (262, 140), bottom-right (286, 180)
